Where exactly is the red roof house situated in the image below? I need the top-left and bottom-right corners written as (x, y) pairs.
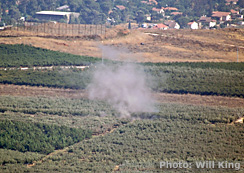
top-left (116, 5), bottom-right (126, 10)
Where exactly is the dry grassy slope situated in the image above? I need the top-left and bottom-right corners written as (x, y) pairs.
top-left (0, 32), bottom-right (102, 58)
top-left (0, 27), bottom-right (244, 62)
top-left (111, 28), bottom-right (244, 62)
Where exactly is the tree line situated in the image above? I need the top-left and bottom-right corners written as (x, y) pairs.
top-left (0, 63), bottom-right (243, 98)
top-left (1, 0), bottom-right (244, 26)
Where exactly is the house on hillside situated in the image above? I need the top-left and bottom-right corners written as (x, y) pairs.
top-left (187, 21), bottom-right (199, 29)
top-left (230, 9), bottom-right (243, 20)
top-left (171, 12), bottom-right (183, 16)
top-left (141, 0), bottom-right (158, 5)
top-left (145, 14), bottom-right (151, 21)
top-left (141, 1), bottom-right (148, 4)
top-left (212, 11), bottom-right (231, 21)
top-left (116, 5), bottom-right (126, 10)
top-left (231, 9), bottom-right (239, 15)
top-left (209, 20), bottom-right (217, 27)
top-left (141, 23), bottom-right (148, 28)
top-left (238, 21), bottom-right (244, 25)
top-left (164, 20), bottom-right (180, 29)
top-left (225, 0), bottom-right (239, 5)
top-left (35, 11), bottom-right (79, 23)
top-left (164, 7), bottom-right (179, 11)
top-left (149, 0), bottom-right (158, 5)
top-left (152, 8), bottom-right (165, 15)
top-left (153, 23), bottom-right (169, 30)
top-left (199, 16), bottom-right (216, 28)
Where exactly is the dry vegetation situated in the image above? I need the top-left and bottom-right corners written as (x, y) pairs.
top-left (0, 26), bottom-right (244, 62)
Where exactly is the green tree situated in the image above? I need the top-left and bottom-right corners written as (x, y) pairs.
top-left (128, 21), bottom-right (131, 29)
top-left (238, 0), bottom-right (244, 8)
top-left (9, 7), bottom-right (21, 20)
top-left (100, 2), bottom-right (111, 14)
top-left (217, 2), bottom-right (231, 12)
top-left (136, 10), bottom-right (145, 24)
top-left (151, 11), bottom-right (163, 22)
top-left (69, 0), bottom-right (82, 12)
top-left (18, 0), bottom-right (28, 14)
top-left (0, 2), bottom-right (2, 17)
top-left (176, 16), bottom-right (190, 28)
top-left (109, 10), bottom-right (121, 24)
top-left (26, 0), bottom-right (40, 16)
top-left (208, 0), bottom-right (213, 17)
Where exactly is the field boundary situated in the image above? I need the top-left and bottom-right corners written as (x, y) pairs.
top-left (10, 22), bottom-right (107, 37)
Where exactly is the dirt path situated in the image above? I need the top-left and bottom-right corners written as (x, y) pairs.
top-left (1, 84), bottom-right (244, 108)
top-left (27, 147), bottom-right (69, 168)
top-left (0, 65), bottom-right (89, 71)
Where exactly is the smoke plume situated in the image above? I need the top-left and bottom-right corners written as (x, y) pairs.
top-left (87, 46), bottom-right (156, 117)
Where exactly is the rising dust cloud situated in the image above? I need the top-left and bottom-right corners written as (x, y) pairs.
top-left (87, 45), bottom-right (157, 118)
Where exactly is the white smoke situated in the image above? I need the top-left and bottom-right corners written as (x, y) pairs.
top-left (87, 46), bottom-right (156, 117)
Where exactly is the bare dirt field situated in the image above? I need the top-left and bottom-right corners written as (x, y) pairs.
top-left (0, 26), bottom-right (244, 62)
top-left (1, 84), bottom-right (244, 108)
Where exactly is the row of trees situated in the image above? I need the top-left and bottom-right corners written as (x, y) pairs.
top-left (146, 65), bottom-right (244, 98)
top-left (1, 0), bottom-right (244, 25)
top-left (0, 95), bottom-right (116, 117)
top-left (1, 62), bottom-right (243, 97)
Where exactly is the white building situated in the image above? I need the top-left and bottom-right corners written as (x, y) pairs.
top-left (188, 21), bottom-right (199, 29)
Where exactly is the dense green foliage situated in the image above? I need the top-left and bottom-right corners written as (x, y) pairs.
top-left (0, 0), bottom-right (241, 25)
top-left (0, 95), bottom-right (116, 117)
top-left (0, 149), bottom-right (44, 165)
top-left (149, 65), bottom-right (244, 98)
top-left (1, 63), bottom-right (243, 97)
top-left (52, 119), bottom-right (243, 172)
top-left (0, 119), bottom-right (92, 154)
top-left (1, 95), bottom-right (243, 126)
top-left (0, 69), bottom-right (91, 89)
top-left (0, 95), bottom-right (243, 172)
top-left (0, 44), bottom-right (100, 67)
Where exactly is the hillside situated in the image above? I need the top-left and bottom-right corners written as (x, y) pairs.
top-left (0, 27), bottom-right (244, 172)
top-left (0, 27), bottom-right (244, 62)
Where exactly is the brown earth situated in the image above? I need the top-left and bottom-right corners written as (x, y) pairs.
top-left (0, 26), bottom-right (244, 62)
top-left (1, 84), bottom-right (244, 108)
